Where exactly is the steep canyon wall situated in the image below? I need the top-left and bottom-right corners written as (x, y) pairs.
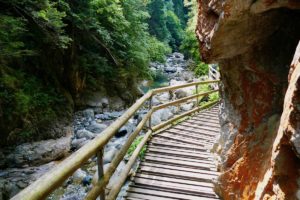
top-left (197, 0), bottom-right (300, 199)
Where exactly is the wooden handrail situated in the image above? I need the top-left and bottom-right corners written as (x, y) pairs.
top-left (11, 80), bottom-right (220, 200)
top-left (152, 80), bottom-right (219, 94)
top-left (11, 91), bottom-right (153, 200)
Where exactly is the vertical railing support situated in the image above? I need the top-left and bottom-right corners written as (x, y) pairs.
top-left (196, 84), bottom-right (199, 106)
top-left (149, 96), bottom-right (153, 129)
top-left (97, 149), bottom-right (105, 200)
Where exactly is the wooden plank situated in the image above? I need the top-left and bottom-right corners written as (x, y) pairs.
top-left (144, 153), bottom-right (215, 165)
top-left (181, 121), bottom-right (220, 129)
top-left (172, 127), bottom-right (218, 136)
top-left (186, 118), bottom-right (220, 126)
top-left (139, 163), bottom-right (217, 178)
top-left (162, 130), bottom-right (216, 142)
top-left (154, 134), bottom-right (212, 147)
top-left (175, 124), bottom-right (220, 133)
top-left (127, 187), bottom-right (219, 200)
top-left (149, 141), bottom-right (209, 152)
top-left (147, 146), bottom-right (212, 156)
top-left (134, 173), bottom-right (214, 188)
top-left (140, 163), bottom-right (219, 176)
top-left (192, 115), bottom-right (219, 121)
top-left (147, 147), bottom-right (214, 160)
top-left (172, 126), bottom-right (219, 135)
top-left (181, 121), bottom-right (220, 130)
top-left (141, 156), bottom-right (215, 171)
top-left (132, 178), bottom-right (218, 197)
top-left (126, 192), bottom-right (175, 200)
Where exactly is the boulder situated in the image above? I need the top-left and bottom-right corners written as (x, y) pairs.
top-left (0, 162), bottom-right (56, 199)
top-left (82, 109), bottom-right (94, 119)
top-left (1, 137), bottom-right (71, 168)
top-left (72, 169), bottom-right (87, 183)
top-left (156, 92), bottom-right (170, 102)
top-left (175, 89), bottom-right (188, 99)
top-left (103, 147), bottom-right (118, 164)
top-left (71, 138), bottom-right (88, 150)
top-left (86, 122), bottom-right (107, 134)
top-left (165, 66), bottom-right (177, 73)
top-left (180, 103), bottom-right (194, 112)
top-left (76, 130), bottom-right (95, 139)
top-left (116, 122), bottom-right (136, 138)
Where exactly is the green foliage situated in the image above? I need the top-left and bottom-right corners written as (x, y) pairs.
top-left (194, 62), bottom-right (209, 77)
top-left (197, 84), bottom-right (220, 106)
top-left (0, 69), bottom-right (65, 139)
top-left (127, 136), bottom-right (147, 159)
top-left (180, 0), bottom-right (210, 77)
top-left (0, 15), bottom-right (33, 59)
top-left (147, 0), bottom-right (186, 51)
top-left (0, 0), bottom-right (173, 144)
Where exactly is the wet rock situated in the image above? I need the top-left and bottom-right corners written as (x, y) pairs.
top-left (86, 122), bottom-right (107, 134)
top-left (104, 147), bottom-right (118, 164)
top-left (116, 129), bottom-right (127, 138)
top-left (0, 162), bottom-right (56, 199)
top-left (180, 103), bottom-right (194, 111)
top-left (82, 109), bottom-right (94, 119)
top-left (109, 96), bottom-right (125, 111)
top-left (1, 137), bottom-right (71, 168)
top-left (81, 175), bottom-right (93, 186)
top-left (95, 111), bottom-right (124, 120)
top-left (72, 169), bottom-right (87, 183)
top-left (175, 89), bottom-right (188, 99)
top-left (169, 106), bottom-right (180, 114)
top-left (156, 92), bottom-right (170, 102)
top-left (116, 122), bottom-right (136, 138)
top-left (165, 66), bottom-right (177, 73)
top-left (151, 96), bottom-right (161, 106)
top-left (71, 138), bottom-right (88, 150)
top-left (76, 130), bottom-right (95, 139)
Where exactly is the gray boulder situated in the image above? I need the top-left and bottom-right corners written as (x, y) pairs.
top-left (72, 169), bottom-right (87, 183)
top-left (103, 147), bottom-right (118, 164)
top-left (0, 162), bottom-right (56, 199)
top-left (82, 109), bottom-right (94, 119)
top-left (86, 122), bottom-right (107, 134)
top-left (165, 66), bottom-right (177, 73)
top-left (71, 138), bottom-right (88, 150)
top-left (3, 137), bottom-right (71, 168)
top-left (180, 103), bottom-right (194, 111)
top-left (175, 89), bottom-right (188, 99)
top-left (76, 130), bottom-right (95, 139)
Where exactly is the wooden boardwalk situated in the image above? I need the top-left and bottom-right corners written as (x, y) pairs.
top-left (124, 106), bottom-right (220, 200)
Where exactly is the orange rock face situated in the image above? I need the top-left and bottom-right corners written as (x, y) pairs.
top-left (196, 0), bottom-right (300, 199)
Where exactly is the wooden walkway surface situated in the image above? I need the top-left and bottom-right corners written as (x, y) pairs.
top-left (124, 106), bottom-right (220, 200)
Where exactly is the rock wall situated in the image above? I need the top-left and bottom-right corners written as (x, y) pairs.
top-left (197, 0), bottom-right (300, 199)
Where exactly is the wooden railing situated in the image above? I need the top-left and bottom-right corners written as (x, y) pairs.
top-left (11, 80), bottom-right (220, 200)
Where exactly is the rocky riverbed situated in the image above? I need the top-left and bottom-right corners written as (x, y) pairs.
top-left (0, 52), bottom-right (202, 200)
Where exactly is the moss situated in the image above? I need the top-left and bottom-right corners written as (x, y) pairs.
top-left (127, 135), bottom-right (147, 159)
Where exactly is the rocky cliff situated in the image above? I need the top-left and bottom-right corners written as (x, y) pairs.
top-left (196, 0), bottom-right (300, 199)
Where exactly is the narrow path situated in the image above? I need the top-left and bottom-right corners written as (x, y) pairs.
top-left (124, 106), bottom-right (220, 200)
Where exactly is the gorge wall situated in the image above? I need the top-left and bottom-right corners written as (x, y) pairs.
top-left (196, 0), bottom-right (300, 199)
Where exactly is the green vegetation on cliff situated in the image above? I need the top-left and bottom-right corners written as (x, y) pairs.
top-left (181, 0), bottom-right (209, 76)
top-left (0, 0), bottom-right (205, 145)
top-left (0, 0), bottom-right (172, 145)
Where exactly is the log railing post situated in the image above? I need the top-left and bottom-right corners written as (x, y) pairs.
top-left (149, 95), bottom-right (153, 129)
top-left (97, 149), bottom-right (105, 200)
top-left (196, 84), bottom-right (199, 106)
